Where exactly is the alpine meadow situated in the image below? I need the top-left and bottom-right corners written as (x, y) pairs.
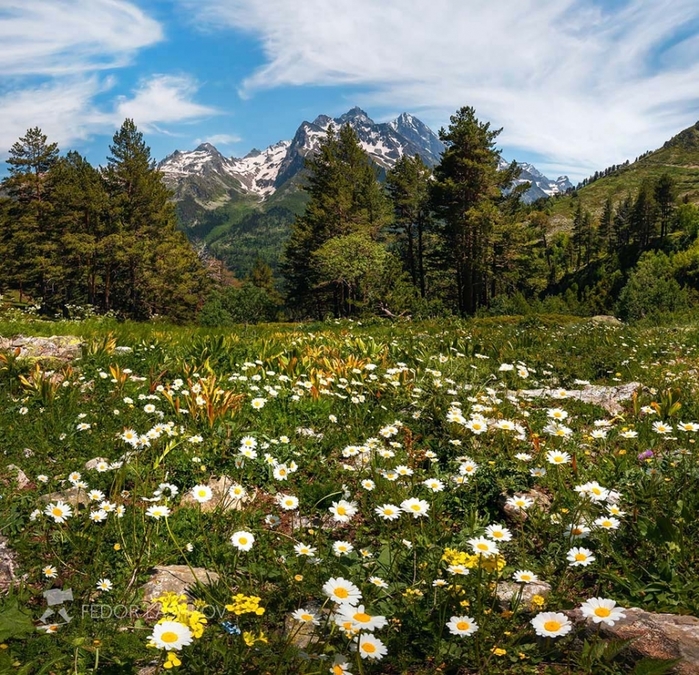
top-left (4, 1), bottom-right (699, 674)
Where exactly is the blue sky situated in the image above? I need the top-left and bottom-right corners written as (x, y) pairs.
top-left (4, 0), bottom-right (699, 182)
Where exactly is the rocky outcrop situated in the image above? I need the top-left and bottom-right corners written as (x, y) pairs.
top-left (0, 335), bottom-right (82, 362)
top-left (518, 382), bottom-right (642, 414)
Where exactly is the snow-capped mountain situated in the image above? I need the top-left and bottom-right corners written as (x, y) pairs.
top-left (158, 107), bottom-right (571, 210)
top-left (500, 159), bottom-right (573, 202)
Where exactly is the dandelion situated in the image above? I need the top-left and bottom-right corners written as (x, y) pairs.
top-left (567, 547), bottom-right (595, 567)
top-left (356, 633), bottom-right (388, 660)
top-left (45, 501), bottom-right (72, 524)
top-left (149, 621), bottom-right (193, 651)
top-left (446, 615), bottom-right (479, 636)
top-left (191, 485), bottom-right (213, 503)
top-left (400, 497), bottom-right (430, 518)
top-left (323, 577), bottom-right (362, 606)
top-left (580, 597), bottom-right (626, 626)
top-left (531, 611), bottom-right (572, 638)
top-left (96, 578), bottom-right (113, 592)
top-left (230, 531), bottom-right (255, 552)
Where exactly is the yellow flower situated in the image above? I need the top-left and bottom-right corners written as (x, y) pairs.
top-left (113, 543), bottom-right (121, 551)
top-left (226, 594), bottom-right (265, 616)
top-left (531, 594), bottom-right (546, 608)
top-left (492, 647), bottom-right (507, 656)
top-left (294, 574), bottom-right (303, 582)
top-left (163, 652), bottom-right (181, 669)
top-left (243, 631), bottom-right (268, 646)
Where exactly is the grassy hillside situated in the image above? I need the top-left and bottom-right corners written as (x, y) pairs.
top-left (550, 121), bottom-right (699, 224)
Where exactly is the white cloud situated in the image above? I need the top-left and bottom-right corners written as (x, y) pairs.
top-left (0, 76), bottom-right (218, 157)
top-left (181, 0), bottom-right (699, 180)
top-left (200, 133), bottom-right (242, 146)
top-left (0, 0), bottom-right (162, 75)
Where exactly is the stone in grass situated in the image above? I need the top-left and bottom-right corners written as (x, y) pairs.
top-left (496, 581), bottom-right (552, 611)
top-left (84, 457), bottom-right (110, 471)
top-left (6, 465), bottom-right (30, 489)
top-left (569, 607), bottom-right (699, 675)
top-left (500, 489), bottom-right (551, 523)
top-left (283, 602), bottom-right (324, 649)
top-left (40, 486), bottom-right (90, 507)
top-left (141, 565), bottom-right (220, 604)
top-left (0, 536), bottom-right (19, 591)
top-left (179, 475), bottom-right (253, 513)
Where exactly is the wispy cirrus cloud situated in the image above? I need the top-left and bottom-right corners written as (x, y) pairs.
top-left (180, 0), bottom-right (699, 179)
top-left (0, 1), bottom-right (219, 156)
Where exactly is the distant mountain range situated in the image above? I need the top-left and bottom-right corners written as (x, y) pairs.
top-left (158, 107), bottom-right (572, 211)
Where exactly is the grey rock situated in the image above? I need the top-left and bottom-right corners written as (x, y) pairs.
top-left (141, 565), bottom-right (220, 603)
top-left (569, 607), bottom-right (699, 674)
top-left (179, 475), bottom-right (252, 513)
top-left (589, 315), bottom-right (623, 326)
top-left (40, 486), bottom-right (90, 507)
top-left (0, 335), bottom-right (82, 362)
top-left (6, 464), bottom-right (30, 489)
top-left (501, 489), bottom-right (552, 523)
top-left (518, 382), bottom-right (642, 414)
top-left (497, 581), bottom-right (552, 610)
top-left (0, 536), bottom-right (19, 592)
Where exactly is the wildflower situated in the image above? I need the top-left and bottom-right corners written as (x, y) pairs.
top-left (492, 647), bottom-right (507, 656)
top-left (333, 541), bottom-right (354, 556)
top-left (400, 497), bottom-right (430, 518)
top-left (143, 404), bottom-right (156, 414)
top-left (547, 408), bottom-right (569, 420)
top-left (361, 479), bottom-right (376, 491)
top-left (37, 474), bottom-right (49, 483)
top-left (546, 450), bottom-right (571, 465)
top-left (464, 418), bottom-right (488, 434)
top-left (230, 531), bottom-right (255, 552)
top-left (96, 578), bottom-right (113, 592)
top-left (191, 485), bottom-right (213, 503)
top-left (594, 516), bottom-right (620, 531)
top-left (515, 453), bottom-right (532, 462)
top-left (620, 430), bottom-right (638, 439)
top-left (459, 461), bottom-right (479, 476)
top-left (565, 523), bottom-right (591, 539)
top-left (513, 570), bottom-right (539, 584)
top-left (43, 565), bottom-right (58, 578)
top-left (336, 604), bottom-right (387, 632)
top-left (329, 500), bottom-right (358, 523)
top-left (369, 576), bottom-right (388, 588)
top-left (251, 398), bottom-right (267, 410)
top-left (294, 542), bottom-right (317, 557)
top-left (652, 420), bottom-right (673, 434)
top-left (445, 614), bottom-right (479, 636)
top-left (292, 608), bottom-right (319, 625)
top-left (506, 495), bottom-right (534, 511)
top-left (678, 421), bottom-right (699, 432)
top-left (228, 484), bottom-right (248, 501)
top-left (323, 577), bottom-right (362, 606)
top-left (329, 655), bottom-right (352, 674)
top-left (146, 505), bottom-right (171, 519)
top-left (45, 501), bottom-right (72, 524)
top-left (485, 524), bottom-right (512, 542)
top-left (531, 612), bottom-right (572, 638)
top-left (567, 547), bottom-right (595, 567)
top-left (468, 537), bottom-right (499, 557)
top-left (90, 510), bottom-right (108, 523)
top-left (356, 633), bottom-right (387, 660)
top-left (226, 593), bottom-right (264, 616)
top-left (277, 494), bottom-right (299, 510)
top-left (149, 621), bottom-right (193, 651)
top-left (580, 597), bottom-right (626, 626)
top-left (530, 467), bottom-right (547, 477)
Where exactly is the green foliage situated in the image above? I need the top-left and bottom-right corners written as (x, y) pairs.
top-left (199, 283), bottom-right (280, 325)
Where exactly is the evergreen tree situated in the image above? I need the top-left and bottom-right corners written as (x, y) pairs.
top-left (632, 179), bottom-right (657, 251)
top-left (654, 173), bottom-right (676, 240)
top-left (386, 154), bottom-right (432, 297)
top-left (598, 197), bottom-right (613, 252)
top-left (282, 124), bottom-right (391, 316)
top-left (431, 106), bottom-right (518, 315)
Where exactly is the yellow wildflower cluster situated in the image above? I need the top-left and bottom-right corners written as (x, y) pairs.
top-left (226, 593), bottom-right (265, 616)
top-left (155, 592), bottom-right (208, 639)
top-left (164, 652), bottom-right (181, 669)
top-left (243, 630), bottom-right (268, 646)
top-left (442, 548), bottom-right (506, 573)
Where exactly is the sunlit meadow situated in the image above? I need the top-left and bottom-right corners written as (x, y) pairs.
top-left (1, 312), bottom-right (699, 674)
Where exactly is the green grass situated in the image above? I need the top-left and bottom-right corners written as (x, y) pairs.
top-left (1, 312), bottom-right (698, 674)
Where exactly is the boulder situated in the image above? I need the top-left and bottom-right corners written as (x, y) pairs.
top-left (40, 486), bottom-right (90, 507)
top-left (497, 581), bottom-right (552, 610)
top-left (6, 464), bottom-right (30, 489)
top-left (0, 536), bottom-right (19, 592)
top-left (589, 315), bottom-right (624, 326)
top-left (141, 565), bottom-right (220, 604)
top-left (501, 489), bottom-right (551, 523)
top-left (518, 382), bottom-right (642, 414)
top-left (570, 607), bottom-right (699, 674)
top-left (0, 335), bottom-right (82, 363)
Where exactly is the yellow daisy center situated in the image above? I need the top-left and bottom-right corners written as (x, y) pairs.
top-left (456, 621), bottom-right (470, 631)
top-left (334, 588), bottom-right (349, 599)
top-left (575, 553), bottom-right (587, 561)
top-left (594, 607), bottom-right (611, 617)
top-left (477, 543), bottom-right (489, 551)
top-left (52, 508), bottom-right (63, 517)
top-left (362, 642), bottom-right (376, 653)
top-left (337, 507), bottom-right (347, 515)
top-left (543, 620), bottom-right (562, 632)
top-left (411, 504), bottom-right (421, 511)
top-left (354, 612), bottom-right (371, 623)
top-left (161, 631), bottom-right (179, 643)
top-left (301, 613), bottom-right (313, 621)
top-left (239, 537), bottom-right (248, 545)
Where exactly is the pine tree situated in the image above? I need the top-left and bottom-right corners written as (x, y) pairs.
top-left (1, 128), bottom-right (60, 304)
top-left (654, 173), bottom-right (676, 240)
top-left (103, 119), bottom-right (208, 320)
top-left (598, 197), bottom-right (613, 252)
top-left (386, 154), bottom-right (432, 297)
top-left (430, 107), bottom-right (518, 315)
top-left (282, 124), bottom-right (391, 316)
top-left (632, 180), bottom-right (658, 251)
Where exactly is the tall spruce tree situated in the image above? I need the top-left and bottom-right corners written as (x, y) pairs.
top-left (386, 154), bottom-right (432, 297)
top-left (430, 107), bottom-right (518, 314)
top-left (282, 124), bottom-right (391, 316)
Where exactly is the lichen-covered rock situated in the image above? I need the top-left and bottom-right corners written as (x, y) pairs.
top-left (141, 565), bottom-right (220, 603)
top-left (0, 536), bottom-right (19, 592)
top-left (496, 581), bottom-right (552, 610)
top-left (40, 486), bottom-right (90, 507)
top-left (0, 335), bottom-right (82, 362)
top-left (6, 464), bottom-right (30, 489)
top-left (569, 607), bottom-right (699, 674)
top-left (518, 382), bottom-right (642, 414)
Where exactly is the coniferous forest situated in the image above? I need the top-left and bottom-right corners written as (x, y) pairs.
top-left (3, 107), bottom-right (699, 324)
